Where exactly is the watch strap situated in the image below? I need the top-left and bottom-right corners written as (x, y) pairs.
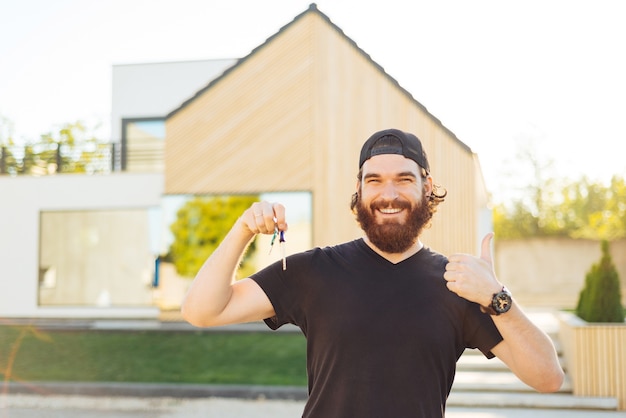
top-left (480, 286), bottom-right (511, 315)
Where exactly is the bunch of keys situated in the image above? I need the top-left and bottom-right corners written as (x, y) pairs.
top-left (269, 223), bottom-right (286, 270)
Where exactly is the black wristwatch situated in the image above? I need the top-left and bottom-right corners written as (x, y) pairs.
top-left (480, 286), bottom-right (513, 315)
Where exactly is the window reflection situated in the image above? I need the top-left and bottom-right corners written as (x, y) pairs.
top-left (39, 210), bottom-right (154, 306)
top-left (122, 118), bottom-right (165, 172)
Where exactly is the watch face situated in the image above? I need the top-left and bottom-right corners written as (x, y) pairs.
top-left (494, 292), bottom-right (512, 313)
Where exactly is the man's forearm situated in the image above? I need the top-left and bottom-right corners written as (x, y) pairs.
top-left (491, 304), bottom-right (564, 392)
top-left (181, 219), bottom-right (255, 326)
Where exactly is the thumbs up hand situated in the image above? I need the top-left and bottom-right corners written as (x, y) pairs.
top-left (444, 233), bottom-right (502, 307)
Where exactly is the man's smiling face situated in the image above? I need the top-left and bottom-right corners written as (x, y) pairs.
top-left (355, 154), bottom-right (433, 254)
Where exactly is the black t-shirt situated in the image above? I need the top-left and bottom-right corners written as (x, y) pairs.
top-left (251, 239), bottom-right (503, 418)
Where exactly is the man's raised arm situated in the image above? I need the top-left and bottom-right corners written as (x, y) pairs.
top-left (181, 201), bottom-right (286, 327)
top-left (444, 233), bottom-right (565, 392)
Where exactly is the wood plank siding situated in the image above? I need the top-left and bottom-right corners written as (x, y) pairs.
top-left (165, 5), bottom-right (485, 256)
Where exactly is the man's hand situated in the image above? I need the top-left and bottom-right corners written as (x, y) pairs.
top-left (443, 232), bottom-right (502, 307)
top-left (240, 201), bottom-right (288, 236)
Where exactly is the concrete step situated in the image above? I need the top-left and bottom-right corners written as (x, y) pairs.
top-left (453, 371), bottom-right (572, 393)
top-left (451, 316), bottom-right (619, 413)
top-left (457, 350), bottom-right (567, 372)
top-left (457, 352), bottom-right (509, 371)
top-left (448, 391), bottom-right (619, 411)
top-left (452, 332), bottom-right (620, 412)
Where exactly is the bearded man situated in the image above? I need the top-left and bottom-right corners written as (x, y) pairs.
top-left (181, 128), bottom-right (564, 418)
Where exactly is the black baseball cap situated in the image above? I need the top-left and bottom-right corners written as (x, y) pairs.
top-left (359, 128), bottom-right (430, 172)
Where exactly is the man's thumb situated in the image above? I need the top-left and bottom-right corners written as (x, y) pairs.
top-left (480, 232), bottom-right (494, 263)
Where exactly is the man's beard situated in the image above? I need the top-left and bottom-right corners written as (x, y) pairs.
top-left (355, 194), bottom-right (431, 254)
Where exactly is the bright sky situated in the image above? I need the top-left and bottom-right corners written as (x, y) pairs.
top-left (1, 0), bottom-right (625, 203)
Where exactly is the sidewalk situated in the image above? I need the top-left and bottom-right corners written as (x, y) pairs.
top-left (2, 394), bottom-right (625, 417)
top-left (5, 379), bottom-right (625, 416)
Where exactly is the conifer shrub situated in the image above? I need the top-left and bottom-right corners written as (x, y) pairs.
top-left (576, 240), bottom-right (625, 323)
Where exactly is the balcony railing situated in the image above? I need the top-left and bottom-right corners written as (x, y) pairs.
top-left (0, 141), bottom-right (163, 175)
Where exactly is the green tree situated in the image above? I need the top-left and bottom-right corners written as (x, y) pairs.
top-left (494, 175), bottom-right (626, 240)
top-left (563, 177), bottom-right (626, 240)
top-left (168, 195), bottom-right (259, 278)
top-left (576, 240), bottom-right (625, 323)
top-left (20, 144), bottom-right (38, 174)
top-left (493, 138), bottom-right (561, 239)
top-left (493, 201), bottom-right (540, 239)
top-left (0, 120), bottom-right (109, 175)
top-left (38, 121), bottom-right (107, 174)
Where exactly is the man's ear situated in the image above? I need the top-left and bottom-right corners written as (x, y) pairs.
top-left (351, 180), bottom-right (362, 212)
top-left (424, 175), bottom-right (433, 196)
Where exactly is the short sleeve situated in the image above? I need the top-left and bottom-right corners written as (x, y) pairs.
top-left (463, 302), bottom-right (503, 358)
top-left (250, 250), bottom-right (315, 331)
top-left (251, 260), bottom-right (293, 330)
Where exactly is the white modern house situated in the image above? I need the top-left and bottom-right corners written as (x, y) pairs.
top-left (0, 59), bottom-right (235, 319)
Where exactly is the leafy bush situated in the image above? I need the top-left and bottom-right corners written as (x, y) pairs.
top-left (576, 240), bottom-right (625, 323)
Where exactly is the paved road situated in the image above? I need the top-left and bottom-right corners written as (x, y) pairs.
top-left (2, 395), bottom-right (625, 418)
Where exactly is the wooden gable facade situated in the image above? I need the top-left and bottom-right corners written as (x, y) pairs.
top-left (165, 4), bottom-right (487, 255)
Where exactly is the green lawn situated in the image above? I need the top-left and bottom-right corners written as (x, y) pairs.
top-left (0, 326), bottom-right (307, 386)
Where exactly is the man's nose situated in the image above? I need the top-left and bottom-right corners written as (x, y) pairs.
top-left (380, 182), bottom-right (399, 200)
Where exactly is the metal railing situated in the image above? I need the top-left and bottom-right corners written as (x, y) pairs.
top-left (0, 141), bottom-right (163, 176)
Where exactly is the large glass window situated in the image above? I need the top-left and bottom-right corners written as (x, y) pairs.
top-left (160, 191), bottom-right (312, 271)
top-left (121, 118), bottom-right (165, 172)
top-left (151, 192), bottom-right (312, 311)
top-left (39, 209), bottom-right (155, 307)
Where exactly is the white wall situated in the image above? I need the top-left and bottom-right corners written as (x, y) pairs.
top-left (0, 173), bottom-right (163, 318)
top-left (111, 59), bottom-right (236, 139)
top-left (495, 237), bottom-right (626, 309)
